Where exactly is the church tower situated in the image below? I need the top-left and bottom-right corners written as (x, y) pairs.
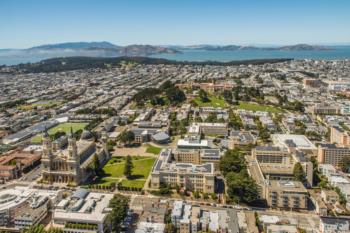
top-left (42, 128), bottom-right (52, 159)
top-left (68, 127), bottom-right (78, 161)
top-left (101, 128), bottom-right (110, 161)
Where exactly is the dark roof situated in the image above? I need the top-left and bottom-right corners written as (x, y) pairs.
top-left (152, 132), bottom-right (170, 141)
top-left (72, 188), bottom-right (89, 199)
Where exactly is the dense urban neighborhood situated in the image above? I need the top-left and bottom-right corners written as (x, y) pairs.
top-left (1, 58), bottom-right (350, 233)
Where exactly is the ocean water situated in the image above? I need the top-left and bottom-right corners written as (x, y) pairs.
top-left (0, 46), bottom-right (350, 65)
top-left (150, 47), bottom-right (350, 62)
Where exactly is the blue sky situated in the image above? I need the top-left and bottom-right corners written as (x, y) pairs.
top-left (1, 0), bottom-right (349, 48)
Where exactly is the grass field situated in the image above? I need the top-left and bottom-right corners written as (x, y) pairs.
top-left (193, 95), bottom-right (226, 108)
top-left (146, 145), bottom-right (162, 154)
top-left (97, 156), bottom-right (156, 188)
top-left (120, 179), bottom-right (145, 189)
top-left (31, 122), bottom-right (88, 143)
top-left (18, 100), bottom-right (61, 111)
top-left (236, 101), bottom-right (283, 113)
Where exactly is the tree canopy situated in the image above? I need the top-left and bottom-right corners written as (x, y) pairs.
top-left (226, 170), bottom-right (259, 204)
top-left (293, 162), bottom-right (306, 182)
top-left (198, 89), bottom-right (210, 102)
top-left (119, 130), bottom-right (135, 145)
top-left (165, 86), bottom-right (186, 104)
top-left (124, 155), bottom-right (134, 178)
top-left (219, 149), bottom-right (259, 204)
top-left (219, 149), bottom-right (246, 176)
top-left (107, 194), bottom-right (129, 233)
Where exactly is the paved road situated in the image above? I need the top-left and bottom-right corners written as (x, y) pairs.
top-left (21, 164), bottom-right (42, 182)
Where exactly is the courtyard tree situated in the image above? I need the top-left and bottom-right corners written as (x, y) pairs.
top-left (198, 89), bottom-right (209, 102)
top-left (119, 130), bottom-right (135, 145)
top-left (293, 162), bottom-right (306, 182)
top-left (124, 155), bottom-right (134, 178)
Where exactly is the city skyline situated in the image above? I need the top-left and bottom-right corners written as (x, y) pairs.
top-left (1, 0), bottom-right (350, 48)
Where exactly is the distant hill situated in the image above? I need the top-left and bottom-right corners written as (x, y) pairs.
top-left (181, 43), bottom-right (331, 51)
top-left (0, 42), bottom-right (181, 59)
top-left (29, 41), bottom-right (119, 50)
top-left (274, 44), bottom-right (330, 51)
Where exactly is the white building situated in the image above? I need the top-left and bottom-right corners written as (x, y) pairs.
top-left (53, 189), bottom-right (114, 233)
top-left (0, 186), bottom-right (61, 228)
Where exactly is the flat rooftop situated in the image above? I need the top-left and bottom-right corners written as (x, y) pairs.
top-left (272, 134), bottom-right (317, 150)
top-left (53, 191), bottom-right (114, 223)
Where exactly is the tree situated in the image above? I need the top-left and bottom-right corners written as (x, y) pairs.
top-left (106, 194), bottom-right (129, 232)
top-left (47, 228), bottom-right (64, 233)
top-left (23, 225), bottom-right (46, 233)
top-left (293, 162), bottom-right (306, 182)
top-left (91, 154), bottom-right (100, 175)
top-left (107, 139), bottom-right (116, 151)
top-left (160, 80), bottom-right (174, 91)
top-left (205, 113), bottom-right (218, 123)
top-left (226, 171), bottom-right (259, 204)
top-left (203, 193), bottom-right (209, 200)
top-left (124, 155), bottom-right (134, 178)
top-left (198, 89), bottom-right (210, 102)
top-left (340, 156), bottom-right (350, 173)
top-left (193, 190), bottom-right (200, 199)
top-left (23, 225), bottom-right (63, 233)
top-left (150, 96), bottom-right (165, 106)
top-left (222, 90), bottom-right (233, 103)
top-left (119, 131), bottom-right (135, 145)
top-left (166, 87), bottom-right (186, 104)
top-left (219, 149), bottom-right (246, 176)
top-left (228, 109), bottom-right (243, 130)
top-left (210, 193), bottom-right (217, 200)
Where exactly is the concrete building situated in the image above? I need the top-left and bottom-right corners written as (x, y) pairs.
top-left (177, 135), bottom-right (210, 150)
top-left (0, 186), bottom-right (61, 228)
top-left (271, 134), bottom-right (317, 155)
top-left (173, 149), bottom-right (221, 170)
top-left (228, 130), bottom-right (256, 150)
top-left (321, 189), bottom-right (339, 205)
top-left (330, 126), bottom-right (350, 146)
top-left (266, 180), bottom-right (308, 209)
top-left (53, 189), bottom-right (114, 233)
top-left (310, 103), bottom-right (341, 115)
top-left (150, 149), bottom-right (215, 193)
top-left (318, 143), bottom-right (350, 167)
top-left (319, 217), bottom-right (350, 233)
top-left (0, 150), bottom-right (41, 182)
top-left (189, 122), bottom-right (228, 136)
top-left (170, 200), bottom-right (235, 233)
top-left (252, 145), bottom-right (313, 187)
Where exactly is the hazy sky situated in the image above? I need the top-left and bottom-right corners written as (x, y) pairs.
top-left (1, 0), bottom-right (350, 48)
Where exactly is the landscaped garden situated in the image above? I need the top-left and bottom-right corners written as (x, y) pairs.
top-left (193, 95), bottom-right (227, 108)
top-left (145, 145), bottom-right (162, 154)
top-left (235, 101), bottom-right (284, 113)
top-left (90, 156), bottom-right (156, 190)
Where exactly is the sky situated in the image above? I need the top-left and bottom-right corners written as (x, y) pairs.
top-left (1, 0), bottom-right (350, 48)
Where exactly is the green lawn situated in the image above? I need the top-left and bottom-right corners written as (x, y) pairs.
top-left (18, 100), bottom-right (61, 111)
top-left (146, 145), bottom-right (162, 154)
top-left (236, 101), bottom-right (283, 113)
top-left (97, 156), bottom-right (156, 188)
top-left (121, 179), bottom-right (145, 189)
top-left (31, 122), bottom-right (88, 143)
top-left (193, 95), bottom-right (226, 108)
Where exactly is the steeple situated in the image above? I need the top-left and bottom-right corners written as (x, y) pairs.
top-left (42, 127), bottom-right (52, 158)
top-left (68, 127), bottom-right (77, 160)
top-left (69, 126), bottom-right (74, 138)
